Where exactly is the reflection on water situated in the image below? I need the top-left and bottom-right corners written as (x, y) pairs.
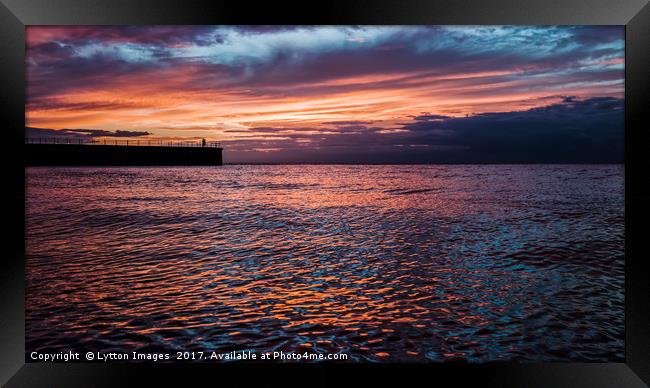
top-left (26, 165), bottom-right (624, 362)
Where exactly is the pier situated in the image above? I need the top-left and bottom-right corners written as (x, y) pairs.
top-left (25, 138), bottom-right (223, 166)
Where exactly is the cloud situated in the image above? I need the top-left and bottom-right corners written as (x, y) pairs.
top-left (398, 96), bottom-right (624, 163)
top-left (26, 127), bottom-right (150, 139)
top-left (219, 97), bottom-right (623, 163)
top-left (26, 26), bottom-right (217, 47)
top-left (24, 26), bottom-right (625, 163)
top-left (26, 26), bottom-right (625, 101)
top-left (323, 120), bottom-right (373, 125)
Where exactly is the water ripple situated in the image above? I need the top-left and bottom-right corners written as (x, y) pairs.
top-left (26, 165), bottom-right (624, 362)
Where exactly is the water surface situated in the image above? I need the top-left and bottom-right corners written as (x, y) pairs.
top-left (26, 165), bottom-right (625, 362)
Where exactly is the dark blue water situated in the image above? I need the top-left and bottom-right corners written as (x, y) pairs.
top-left (26, 165), bottom-right (624, 362)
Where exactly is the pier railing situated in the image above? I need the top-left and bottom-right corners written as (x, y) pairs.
top-left (26, 137), bottom-right (221, 148)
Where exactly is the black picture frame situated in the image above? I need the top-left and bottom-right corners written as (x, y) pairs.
top-left (1, 0), bottom-right (649, 386)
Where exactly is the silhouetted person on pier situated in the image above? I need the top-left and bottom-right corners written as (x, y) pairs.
top-left (202, 138), bottom-right (206, 147)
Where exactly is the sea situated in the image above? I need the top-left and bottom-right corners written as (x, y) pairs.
top-left (25, 165), bottom-right (625, 362)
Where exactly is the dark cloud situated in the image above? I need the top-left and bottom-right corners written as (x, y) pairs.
top-left (403, 97), bottom-right (623, 163)
top-left (27, 42), bottom-right (75, 63)
top-left (570, 26), bottom-right (624, 45)
top-left (27, 53), bottom-right (163, 100)
top-left (221, 97), bottom-right (623, 163)
top-left (26, 100), bottom-right (139, 111)
top-left (413, 114), bottom-right (449, 121)
top-left (26, 127), bottom-right (151, 139)
top-left (29, 26), bottom-right (217, 47)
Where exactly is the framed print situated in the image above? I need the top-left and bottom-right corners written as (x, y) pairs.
top-left (1, 0), bottom-right (649, 386)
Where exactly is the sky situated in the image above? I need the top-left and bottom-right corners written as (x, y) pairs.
top-left (26, 26), bottom-right (624, 163)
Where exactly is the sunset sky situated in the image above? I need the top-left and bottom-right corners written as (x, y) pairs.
top-left (26, 26), bottom-right (624, 163)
